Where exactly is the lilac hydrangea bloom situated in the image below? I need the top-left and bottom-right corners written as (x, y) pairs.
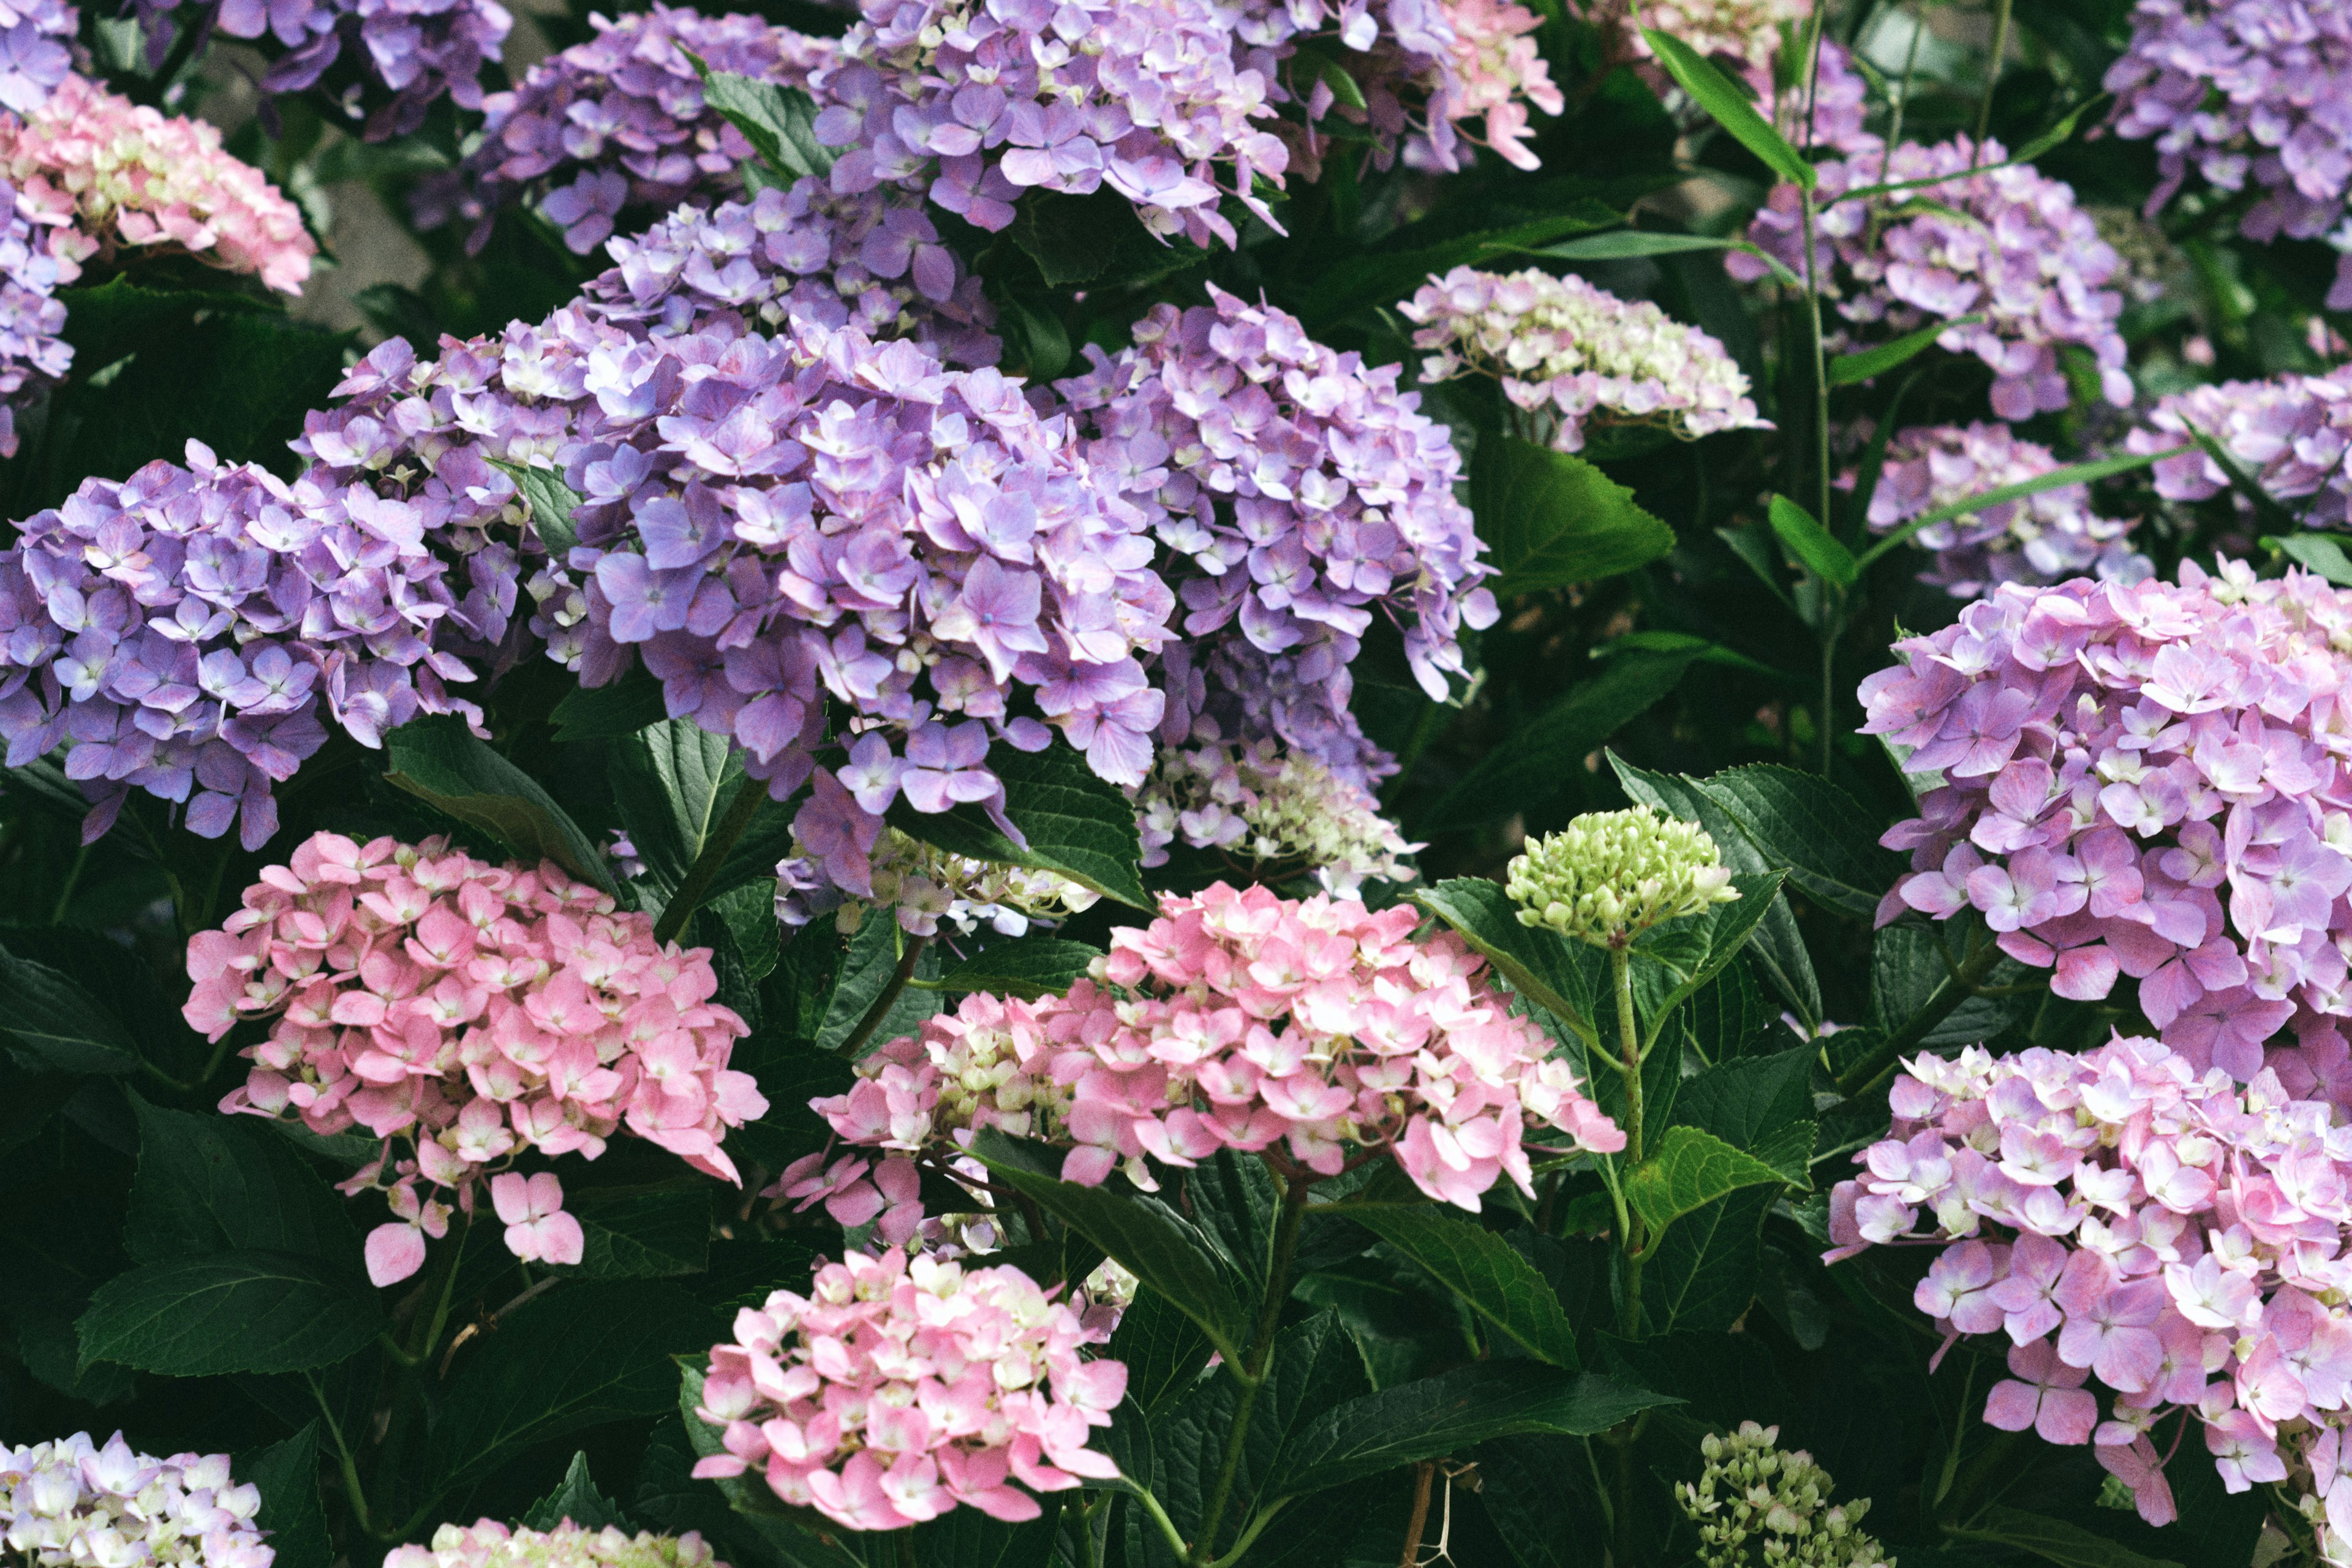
top-left (1732, 135), bottom-right (2133, 421)
top-left (130, 0), bottom-right (511, 141)
top-left (413, 6), bottom-right (835, 254)
top-left (2105, 0), bottom-right (2352, 310)
top-left (1054, 285), bottom-right (1497, 788)
top-left (0, 439), bottom-right (521, 850)
top-left (813, 0), bottom-right (1291, 247)
top-left (1864, 422), bottom-right (2150, 598)
top-left (2127, 369), bottom-right (2352, 527)
top-left (0, 172), bottom-right (70, 458)
top-left (0, 0), bottom-right (74, 115)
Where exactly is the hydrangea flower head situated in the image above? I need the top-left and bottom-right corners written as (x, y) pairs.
top-left (691, 1245), bottom-right (1126, 1529)
top-left (1866, 422), bottom-right (2149, 599)
top-left (1609, 0), bottom-right (1809, 73)
top-left (0, 1433), bottom-right (270, 1568)
top-left (2104, 0), bottom-right (2352, 311)
top-left (386, 1520), bottom-right (719, 1568)
top-left (0, 171), bottom-right (69, 458)
top-left (1733, 135), bottom-right (2133, 421)
top-left (1506, 804), bottom-right (1740, 949)
top-left (785, 883), bottom-right (1624, 1219)
top-left (775, 826), bottom-right (1101, 937)
top-left (2127, 370), bottom-right (2352, 528)
top-left (1278, 0), bottom-right (1563, 174)
top-left (191, 831), bottom-right (767, 1286)
top-left (1136, 734), bottom-right (1419, 895)
top-left (1431, 0), bottom-right (1562, 169)
top-left (0, 74), bottom-right (318, 295)
top-left (1055, 285), bottom-right (1497, 789)
top-left (1861, 561), bottom-right (2352, 1088)
top-left (1400, 265), bottom-right (1767, 453)
top-left (1677, 1422), bottom-right (1891, 1568)
top-left (0, 0), bottom-right (75, 115)
top-left (414, 7), bottom-right (835, 254)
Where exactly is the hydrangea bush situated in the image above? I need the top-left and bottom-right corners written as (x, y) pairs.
top-left (14, 0), bottom-right (2352, 1565)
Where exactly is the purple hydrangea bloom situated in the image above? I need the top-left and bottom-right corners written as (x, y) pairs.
top-left (1864, 422), bottom-right (2150, 599)
top-left (413, 6), bottom-right (835, 254)
top-left (0, 172), bottom-right (70, 458)
top-left (131, 0), bottom-right (510, 141)
top-left (1054, 284), bottom-right (1498, 788)
top-left (1732, 135), bottom-right (2133, 422)
top-left (2127, 369), bottom-right (2352, 527)
top-left (2105, 0), bottom-right (2352, 310)
top-left (0, 0), bottom-right (74, 115)
top-left (0, 438), bottom-right (521, 850)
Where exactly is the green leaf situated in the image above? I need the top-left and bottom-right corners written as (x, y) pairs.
top-left (1828, 315), bottom-right (1975, 386)
top-left (1107, 1284), bottom-right (1215, 1414)
top-left (1688, 764), bottom-right (1902, 921)
top-left (1856, 447), bottom-right (2185, 570)
top-left (609, 720), bottom-right (751, 895)
top-left (968, 1128), bottom-right (1253, 1363)
top-left (1351, 1207), bottom-right (1578, 1367)
top-left (1645, 1186), bottom-right (1773, 1335)
top-left (1272, 1366), bottom-right (1675, 1498)
top-left (485, 457), bottom-right (585, 557)
top-left (1714, 522), bottom-right (1798, 616)
top-left (1640, 29), bottom-right (1814, 189)
top-left (78, 1251), bottom-right (386, 1375)
top-left (124, 1096), bottom-right (362, 1268)
top-left (1539, 231), bottom-right (1744, 261)
top-left (696, 73), bottom-right (834, 180)
top-left (1004, 189), bottom-right (1180, 289)
top-left (551, 668), bottom-right (670, 742)
top-left (1591, 631), bottom-right (1786, 682)
top-left (710, 880), bottom-right (782, 986)
top-left (1302, 207), bottom-right (1624, 327)
top-left (1953, 1506), bottom-right (2182, 1568)
top-left (522, 1452), bottom-right (636, 1532)
top-left (936, 936), bottom-right (1103, 1000)
top-left (1646, 870), bottom-right (1788, 1023)
top-left (1475, 1436), bottom-right (1605, 1568)
top-left (0, 938), bottom-right (141, 1074)
top-left (1412, 878), bottom-right (1605, 1041)
top-left (1426, 650), bottom-right (1698, 829)
top-left (2010, 92), bottom-right (2111, 164)
top-left (888, 737), bottom-right (1148, 908)
top-left (240, 1424), bottom-right (331, 1568)
top-left (429, 1282), bottom-right (721, 1493)
top-left (557, 1187), bottom-right (714, 1280)
top-left (2270, 533), bottom-right (2352, 586)
top-left (1471, 435), bottom-right (1678, 598)
top-left (1766, 494), bottom-right (1856, 589)
top-left (914, 1498), bottom-right (1065, 1568)
top-left (384, 714), bottom-right (617, 892)
top-left (1626, 1126), bottom-right (1787, 1235)
top-left (815, 906), bottom-right (941, 1054)
top-left (1673, 1047), bottom-right (1814, 1185)
top-left (676, 1366), bottom-right (869, 1568)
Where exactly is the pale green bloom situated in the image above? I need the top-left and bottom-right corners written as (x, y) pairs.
top-left (1504, 804), bottom-right (1738, 949)
top-left (1678, 1422), bottom-right (1893, 1568)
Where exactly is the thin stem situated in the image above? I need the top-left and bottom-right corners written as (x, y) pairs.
top-left (838, 932), bottom-right (930, 1058)
top-left (1819, 624), bottom-right (1838, 780)
top-left (1611, 946), bottom-right (1646, 1335)
top-left (1975, 0), bottom-right (2014, 146)
top-left (651, 778), bottom-right (769, 946)
top-left (1398, 1463), bottom-right (1436, 1568)
top-left (1204, 1502), bottom-right (1288, 1568)
top-left (306, 1371), bottom-right (374, 1536)
top-left (897, 1529), bottom-right (917, 1568)
top-left (1190, 1169), bottom-right (1313, 1567)
top-left (1131, 1485), bottom-right (1192, 1562)
top-left (50, 842), bottom-right (87, 923)
top-left (1833, 930), bottom-right (2006, 1098)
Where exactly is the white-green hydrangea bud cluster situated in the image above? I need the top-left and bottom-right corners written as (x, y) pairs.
top-left (1137, 738), bottom-right (1419, 896)
top-left (1505, 804), bottom-right (1738, 949)
top-left (1676, 1423), bottom-right (1892, 1568)
top-left (383, 1521), bottom-right (721, 1568)
top-left (778, 827), bottom-right (1101, 938)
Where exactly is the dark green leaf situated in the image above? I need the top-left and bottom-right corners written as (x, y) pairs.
top-left (1689, 764), bottom-right (1902, 921)
top-left (1953, 1506), bottom-right (2182, 1568)
top-left (1647, 870), bottom-right (1788, 1022)
top-left (1476, 1436), bottom-right (1605, 1568)
top-left (522, 1452), bottom-right (636, 1532)
top-left (2275, 533), bottom-right (2352, 584)
top-left (1540, 231), bottom-right (1741, 261)
top-left (1640, 30), bottom-right (1814, 188)
top-left (815, 906), bottom-right (941, 1054)
top-left (1303, 208), bottom-right (1624, 327)
top-left (889, 738), bottom-right (1148, 909)
top-left (241, 1424), bottom-right (330, 1568)
top-left (78, 1251), bottom-right (386, 1375)
top-left (2010, 92), bottom-right (2111, 164)
top-left (0, 938), bottom-right (141, 1074)
top-left (697, 74), bottom-right (835, 179)
top-left (1626, 1126), bottom-right (1787, 1234)
top-left (1679, 957), bottom-right (1774, 1063)
top-left (558, 1187), bottom-right (714, 1280)
top-left (914, 1498), bottom-right (1063, 1568)
top-left (1673, 1047), bottom-right (1814, 1185)
top-left (1004, 189), bottom-right (1178, 288)
top-left (1107, 1284), bottom-right (1215, 1414)
top-left (124, 1096), bottom-right (361, 1268)
top-left (1766, 495), bottom-right (1856, 590)
top-left (1471, 435), bottom-right (1678, 599)
top-left (1273, 1366), bottom-right (1676, 1497)
top-left (1352, 1206), bottom-right (1578, 1367)
top-left (1645, 1186), bottom-right (1773, 1335)
top-left (1427, 651), bottom-right (1698, 829)
top-left (676, 1366), bottom-right (869, 1568)
top-left (551, 669), bottom-right (671, 742)
top-left (429, 1282), bottom-right (722, 1493)
top-left (710, 881), bottom-right (783, 986)
top-left (486, 458), bottom-right (584, 557)
top-left (935, 936), bottom-right (1103, 1001)
top-left (1413, 878), bottom-right (1605, 1041)
top-left (1828, 317), bottom-right (1975, 386)
top-left (385, 715), bottom-right (617, 891)
top-left (1856, 447), bottom-right (2185, 570)
top-left (609, 720), bottom-right (755, 897)
top-left (968, 1128), bottom-right (1253, 1363)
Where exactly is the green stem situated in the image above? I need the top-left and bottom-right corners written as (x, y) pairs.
top-left (1611, 946), bottom-right (1646, 1335)
top-left (307, 1371), bottom-right (374, 1537)
top-left (1975, 0), bottom-right (2014, 146)
top-left (49, 842), bottom-right (87, 923)
top-left (1131, 1485), bottom-right (1191, 1562)
top-left (651, 778), bottom-right (769, 946)
top-left (1189, 1169), bottom-right (1313, 1567)
top-left (1833, 931), bottom-right (2005, 1099)
top-left (838, 932), bottom-right (930, 1058)
top-left (1205, 1501), bottom-right (1289, 1568)
top-left (1819, 618), bottom-right (1838, 780)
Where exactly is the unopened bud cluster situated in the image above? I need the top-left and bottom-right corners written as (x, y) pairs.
top-left (1676, 1423), bottom-right (1893, 1568)
top-left (385, 1521), bottom-right (720, 1568)
top-left (1506, 805), bottom-right (1738, 949)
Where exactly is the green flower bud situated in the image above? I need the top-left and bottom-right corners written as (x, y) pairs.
top-left (1504, 804), bottom-right (1739, 949)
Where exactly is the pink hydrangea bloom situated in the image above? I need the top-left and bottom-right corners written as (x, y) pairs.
top-left (781, 883), bottom-right (1621, 1226)
top-left (190, 831), bottom-right (767, 1286)
top-left (691, 1246), bottom-right (1126, 1530)
top-left (1732, 135), bottom-right (2133, 421)
top-left (0, 1433), bottom-right (271, 1568)
top-left (2127, 369), bottom-right (2352, 529)
top-left (1427, 0), bottom-right (1562, 169)
top-left (1611, 0), bottom-right (1808, 73)
top-left (1864, 422), bottom-right (2149, 599)
top-left (0, 74), bottom-right (317, 295)
top-left (1861, 561), bottom-right (2352, 1087)
top-left (386, 1518), bottom-right (721, 1568)
top-left (1828, 1031), bottom-right (2352, 1537)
